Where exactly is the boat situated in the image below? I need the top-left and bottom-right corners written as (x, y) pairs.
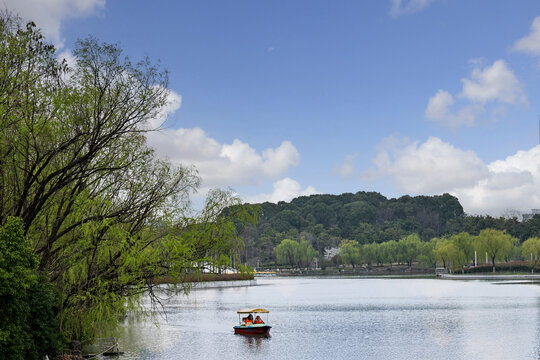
top-left (233, 308), bottom-right (272, 335)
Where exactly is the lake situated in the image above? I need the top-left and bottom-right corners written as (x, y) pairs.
top-left (110, 277), bottom-right (540, 360)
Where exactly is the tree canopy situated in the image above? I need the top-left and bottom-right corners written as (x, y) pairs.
top-left (0, 217), bottom-right (59, 360)
top-left (0, 13), bottom-right (257, 344)
top-left (239, 189), bottom-right (540, 267)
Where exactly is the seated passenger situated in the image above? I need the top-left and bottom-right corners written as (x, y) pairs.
top-left (254, 315), bottom-right (264, 324)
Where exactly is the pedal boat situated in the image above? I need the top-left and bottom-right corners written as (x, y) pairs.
top-left (233, 308), bottom-right (272, 335)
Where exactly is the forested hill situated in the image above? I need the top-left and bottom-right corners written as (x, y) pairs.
top-left (237, 192), bottom-right (540, 265)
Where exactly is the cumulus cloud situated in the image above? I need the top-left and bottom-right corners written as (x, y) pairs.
top-left (147, 125), bottom-right (300, 189)
top-left (363, 136), bottom-right (540, 216)
top-left (513, 16), bottom-right (540, 60)
top-left (146, 89), bottom-right (182, 130)
top-left (3, 0), bottom-right (105, 48)
top-left (425, 60), bottom-right (525, 129)
top-left (143, 89), bottom-right (301, 190)
top-left (425, 90), bottom-right (478, 128)
top-left (389, 0), bottom-right (436, 17)
top-left (333, 153), bottom-right (358, 178)
top-left (362, 136), bottom-right (488, 194)
top-left (244, 178), bottom-right (318, 204)
top-left (455, 146), bottom-right (540, 215)
top-left (459, 60), bottom-right (525, 104)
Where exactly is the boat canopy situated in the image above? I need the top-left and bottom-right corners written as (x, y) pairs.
top-left (237, 308), bottom-right (269, 314)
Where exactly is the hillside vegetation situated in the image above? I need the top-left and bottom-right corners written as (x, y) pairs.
top-left (236, 192), bottom-right (540, 267)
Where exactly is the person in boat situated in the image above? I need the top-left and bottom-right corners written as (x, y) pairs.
top-left (245, 313), bottom-right (253, 325)
top-left (254, 315), bottom-right (264, 324)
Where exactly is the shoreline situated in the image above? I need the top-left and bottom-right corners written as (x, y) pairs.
top-left (438, 273), bottom-right (540, 280)
top-left (190, 279), bottom-right (258, 289)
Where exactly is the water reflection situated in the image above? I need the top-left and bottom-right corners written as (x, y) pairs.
top-left (114, 278), bottom-right (540, 360)
top-left (536, 298), bottom-right (540, 359)
top-left (238, 334), bottom-right (270, 351)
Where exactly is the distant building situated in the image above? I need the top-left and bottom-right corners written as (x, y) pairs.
top-left (523, 209), bottom-right (540, 222)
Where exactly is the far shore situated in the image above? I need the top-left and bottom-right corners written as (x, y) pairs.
top-left (438, 273), bottom-right (540, 280)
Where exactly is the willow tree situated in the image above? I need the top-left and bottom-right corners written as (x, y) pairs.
top-left (397, 234), bottom-right (422, 267)
top-left (474, 229), bottom-right (517, 273)
top-left (522, 237), bottom-right (540, 273)
top-left (339, 239), bottom-right (361, 269)
top-left (273, 239), bottom-right (299, 267)
top-left (0, 13), bottom-right (256, 342)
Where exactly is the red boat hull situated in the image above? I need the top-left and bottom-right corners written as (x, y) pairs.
top-left (233, 325), bottom-right (271, 335)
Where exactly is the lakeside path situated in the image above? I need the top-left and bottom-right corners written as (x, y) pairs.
top-left (439, 274), bottom-right (540, 280)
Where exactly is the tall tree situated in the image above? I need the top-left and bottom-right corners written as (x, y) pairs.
top-left (474, 229), bottom-right (517, 272)
top-left (0, 14), bottom-right (257, 342)
top-left (297, 238), bottom-right (317, 269)
top-left (273, 239), bottom-right (298, 267)
top-left (339, 240), bottom-right (361, 269)
top-left (521, 237), bottom-right (540, 273)
top-left (450, 232), bottom-right (474, 272)
top-left (397, 234), bottom-right (422, 267)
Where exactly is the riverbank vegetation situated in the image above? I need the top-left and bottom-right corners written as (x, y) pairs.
top-left (0, 13), bottom-right (256, 359)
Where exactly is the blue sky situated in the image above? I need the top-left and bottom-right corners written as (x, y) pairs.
top-left (7, 0), bottom-right (540, 215)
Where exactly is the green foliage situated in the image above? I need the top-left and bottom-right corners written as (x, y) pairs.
top-left (397, 234), bottom-right (422, 267)
top-left (273, 238), bottom-right (316, 269)
top-left (521, 237), bottom-right (540, 269)
top-left (273, 239), bottom-right (298, 266)
top-left (361, 243), bottom-right (377, 265)
top-left (380, 240), bottom-right (398, 266)
top-left (417, 238), bottom-right (437, 267)
top-left (240, 189), bottom-right (540, 266)
top-left (0, 217), bottom-right (59, 360)
top-left (0, 14), bottom-right (258, 343)
top-left (239, 191), bottom-right (467, 265)
top-left (474, 229), bottom-right (517, 271)
top-left (297, 238), bottom-right (317, 268)
top-left (339, 240), bottom-right (361, 268)
top-left (450, 232), bottom-right (475, 266)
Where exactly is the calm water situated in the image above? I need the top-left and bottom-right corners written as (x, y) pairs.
top-left (110, 277), bottom-right (540, 360)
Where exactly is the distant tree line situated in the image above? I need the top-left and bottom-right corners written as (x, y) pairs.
top-left (235, 192), bottom-right (540, 268)
top-left (335, 230), bottom-right (538, 273)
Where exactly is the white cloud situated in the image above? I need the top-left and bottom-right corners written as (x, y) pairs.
top-left (513, 16), bottom-right (540, 57)
top-left (362, 136), bottom-right (488, 194)
top-left (425, 90), bottom-right (478, 128)
top-left (147, 89), bottom-right (182, 130)
top-left (3, 0), bottom-right (105, 47)
top-left (333, 153), bottom-right (358, 178)
top-left (363, 137), bottom-right (540, 216)
top-left (425, 90), bottom-right (454, 120)
top-left (142, 89), bottom-right (301, 193)
top-left (456, 146), bottom-right (540, 215)
top-left (244, 178), bottom-right (318, 204)
top-left (389, 0), bottom-right (436, 17)
top-left (147, 125), bottom-right (300, 189)
top-left (459, 60), bottom-right (525, 104)
top-left (425, 60), bottom-right (525, 128)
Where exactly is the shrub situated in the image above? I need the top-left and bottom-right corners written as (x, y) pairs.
top-left (0, 218), bottom-right (60, 360)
